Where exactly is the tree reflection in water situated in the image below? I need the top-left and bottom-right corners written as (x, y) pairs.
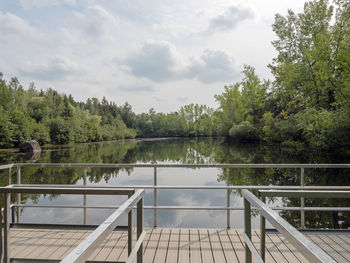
top-left (1, 138), bottom-right (349, 228)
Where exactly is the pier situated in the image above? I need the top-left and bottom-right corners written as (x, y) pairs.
top-left (1, 163), bottom-right (350, 262)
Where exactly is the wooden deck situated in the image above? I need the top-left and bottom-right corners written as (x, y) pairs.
top-left (8, 228), bottom-right (350, 262)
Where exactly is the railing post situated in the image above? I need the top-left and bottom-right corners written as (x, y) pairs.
top-left (0, 202), bottom-right (2, 260)
top-left (128, 192), bottom-right (133, 256)
top-left (260, 193), bottom-right (266, 262)
top-left (300, 168), bottom-right (305, 229)
top-left (226, 168), bottom-right (230, 229)
top-left (153, 167), bottom-right (157, 228)
top-left (17, 166), bottom-right (21, 223)
top-left (8, 167), bottom-right (11, 185)
top-left (137, 197), bottom-right (144, 263)
top-left (3, 192), bottom-right (10, 262)
top-left (83, 168), bottom-right (87, 225)
top-left (244, 197), bottom-right (252, 263)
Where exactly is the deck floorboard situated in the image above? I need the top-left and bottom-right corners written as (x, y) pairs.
top-left (8, 228), bottom-right (350, 262)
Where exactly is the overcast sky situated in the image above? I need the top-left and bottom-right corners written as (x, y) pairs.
top-left (0, 0), bottom-right (307, 113)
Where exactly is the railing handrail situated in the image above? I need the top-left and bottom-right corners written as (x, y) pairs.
top-left (8, 162), bottom-right (350, 168)
top-left (0, 185), bottom-right (145, 263)
top-left (12, 203), bottom-right (350, 212)
top-left (61, 189), bottom-right (145, 263)
top-left (4, 162), bottom-right (350, 229)
top-left (12, 183), bottom-right (350, 190)
top-left (242, 189), bottom-right (336, 263)
top-left (260, 189), bottom-right (350, 198)
top-left (0, 164), bottom-right (14, 170)
top-left (0, 185), bottom-right (135, 195)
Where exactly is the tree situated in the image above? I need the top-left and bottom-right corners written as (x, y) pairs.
top-left (270, 0), bottom-right (350, 111)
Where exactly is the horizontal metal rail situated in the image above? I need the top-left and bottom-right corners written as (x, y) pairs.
top-left (12, 203), bottom-right (350, 212)
top-left (10, 162), bottom-right (350, 168)
top-left (4, 163), bottom-right (350, 230)
top-left (0, 185), bottom-right (134, 195)
top-left (0, 185), bottom-right (145, 263)
top-left (242, 189), bottom-right (336, 263)
top-left (61, 189), bottom-right (145, 263)
top-left (14, 183), bottom-right (350, 190)
top-left (0, 164), bottom-right (15, 170)
top-left (260, 190), bottom-right (350, 198)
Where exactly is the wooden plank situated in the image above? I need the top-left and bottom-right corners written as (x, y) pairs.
top-left (227, 229), bottom-right (244, 262)
top-left (307, 234), bottom-right (345, 263)
top-left (325, 234), bottom-right (350, 261)
top-left (104, 231), bottom-right (128, 262)
top-left (9, 228), bottom-right (27, 239)
top-left (275, 233), bottom-right (308, 263)
top-left (92, 231), bottom-right (123, 261)
top-left (143, 228), bottom-right (161, 262)
top-left (254, 230), bottom-right (287, 262)
top-left (316, 234), bottom-right (350, 261)
top-left (25, 230), bottom-right (71, 259)
top-left (10, 229), bottom-right (41, 256)
top-left (10, 229), bottom-right (36, 247)
top-left (142, 229), bottom-right (152, 254)
top-left (189, 229), bottom-right (201, 263)
top-left (154, 229), bottom-right (171, 262)
top-left (219, 229), bottom-right (239, 263)
top-left (36, 230), bottom-right (79, 259)
top-left (87, 232), bottom-right (111, 260)
top-left (14, 230), bottom-right (60, 258)
top-left (208, 229), bottom-right (226, 262)
top-left (199, 229), bottom-right (214, 263)
top-left (336, 233), bottom-right (350, 246)
top-left (106, 230), bottom-right (128, 262)
top-left (166, 228), bottom-right (179, 263)
top-left (50, 230), bottom-right (89, 259)
top-left (178, 229), bottom-right (190, 263)
top-left (267, 233), bottom-right (301, 263)
top-left (243, 230), bottom-right (276, 263)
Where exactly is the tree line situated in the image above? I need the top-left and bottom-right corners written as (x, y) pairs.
top-left (1, 0), bottom-right (349, 149)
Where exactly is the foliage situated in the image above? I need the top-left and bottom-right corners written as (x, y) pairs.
top-left (1, 0), bottom-right (350, 149)
top-left (229, 121), bottom-right (257, 141)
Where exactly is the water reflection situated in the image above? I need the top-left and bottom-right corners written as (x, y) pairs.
top-left (1, 138), bottom-right (350, 229)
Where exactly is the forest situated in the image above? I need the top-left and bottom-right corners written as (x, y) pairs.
top-left (0, 0), bottom-right (349, 149)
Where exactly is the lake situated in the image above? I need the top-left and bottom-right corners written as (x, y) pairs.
top-left (1, 137), bottom-right (350, 229)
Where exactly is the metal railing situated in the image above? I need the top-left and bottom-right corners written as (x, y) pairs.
top-left (259, 189), bottom-right (350, 261)
top-left (2, 163), bottom-right (350, 229)
top-left (242, 189), bottom-right (336, 263)
top-left (0, 185), bottom-right (145, 263)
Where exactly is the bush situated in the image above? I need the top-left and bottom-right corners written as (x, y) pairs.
top-left (229, 121), bottom-right (257, 141)
top-left (49, 118), bottom-right (72, 144)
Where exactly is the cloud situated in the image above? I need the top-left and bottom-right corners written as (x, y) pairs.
top-left (119, 85), bottom-right (155, 93)
top-left (0, 11), bottom-right (38, 38)
top-left (18, 56), bottom-right (80, 81)
top-left (186, 50), bottom-right (239, 84)
top-left (178, 97), bottom-right (189, 103)
top-left (122, 41), bottom-right (239, 84)
top-left (19, 0), bottom-right (77, 9)
top-left (122, 40), bottom-right (187, 82)
top-left (74, 5), bottom-right (119, 38)
top-left (203, 5), bottom-right (254, 35)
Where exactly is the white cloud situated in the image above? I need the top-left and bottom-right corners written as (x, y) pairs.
top-left (122, 40), bottom-right (187, 82)
top-left (0, 0), bottom-right (308, 113)
top-left (19, 0), bottom-right (77, 9)
top-left (18, 56), bottom-right (80, 81)
top-left (203, 5), bottom-right (255, 35)
top-left (187, 50), bottom-right (239, 84)
top-left (0, 11), bottom-right (38, 38)
top-left (122, 41), bottom-right (239, 84)
top-left (74, 5), bottom-right (119, 38)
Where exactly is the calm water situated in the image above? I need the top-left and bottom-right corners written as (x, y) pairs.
top-left (1, 137), bottom-right (350, 229)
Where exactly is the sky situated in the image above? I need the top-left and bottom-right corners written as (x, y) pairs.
top-left (0, 0), bottom-right (307, 113)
